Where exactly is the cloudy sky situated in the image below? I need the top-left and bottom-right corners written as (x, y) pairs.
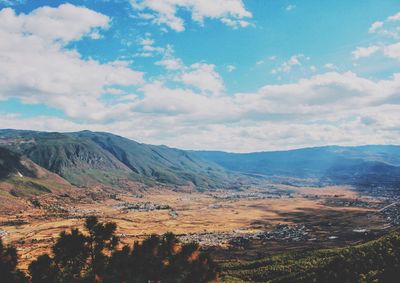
top-left (0, 0), bottom-right (399, 152)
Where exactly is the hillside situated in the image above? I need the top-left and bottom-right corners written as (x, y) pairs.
top-left (194, 146), bottom-right (400, 187)
top-left (220, 231), bottom-right (400, 282)
top-left (0, 130), bottom-right (229, 189)
top-left (0, 147), bottom-right (72, 212)
top-left (0, 147), bottom-right (36, 179)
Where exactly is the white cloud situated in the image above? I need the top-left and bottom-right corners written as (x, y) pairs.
top-left (323, 63), bottom-right (338, 70)
top-left (105, 88), bottom-right (126, 95)
top-left (227, 64), bottom-right (236, 72)
top-left (0, 4), bottom-right (110, 43)
top-left (179, 63), bottom-right (225, 95)
top-left (383, 42), bottom-right (400, 59)
top-left (352, 45), bottom-right (380, 59)
top-left (4, 70), bottom-right (400, 152)
top-left (286, 5), bottom-right (296, 11)
top-left (154, 48), bottom-right (225, 95)
top-left (156, 57), bottom-right (184, 70)
top-left (139, 37), bottom-right (154, 45)
top-left (0, 4), bottom-right (143, 121)
top-left (135, 34), bottom-right (165, 57)
top-left (368, 21), bottom-right (383, 33)
top-left (272, 54), bottom-right (304, 74)
top-left (388, 12), bottom-right (400, 22)
top-left (154, 45), bottom-right (184, 70)
top-left (354, 12), bottom-right (400, 61)
top-left (130, 0), bottom-right (252, 32)
top-left (368, 11), bottom-right (400, 39)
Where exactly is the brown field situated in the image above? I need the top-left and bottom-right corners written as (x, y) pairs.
top-left (0, 184), bottom-right (390, 270)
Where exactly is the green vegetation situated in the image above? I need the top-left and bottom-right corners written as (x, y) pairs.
top-left (221, 232), bottom-right (400, 282)
top-left (2, 217), bottom-right (218, 283)
top-left (0, 130), bottom-right (230, 189)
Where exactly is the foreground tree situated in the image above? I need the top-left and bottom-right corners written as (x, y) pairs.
top-left (28, 217), bottom-right (218, 283)
top-left (103, 232), bottom-right (218, 283)
top-left (84, 216), bottom-right (118, 281)
top-left (0, 238), bottom-right (27, 283)
top-left (28, 254), bottom-right (59, 283)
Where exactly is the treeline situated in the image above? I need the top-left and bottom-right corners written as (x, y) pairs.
top-left (221, 231), bottom-right (400, 283)
top-left (0, 216), bottom-right (218, 283)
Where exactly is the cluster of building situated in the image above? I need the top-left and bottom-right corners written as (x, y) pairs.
top-left (178, 224), bottom-right (313, 248)
top-left (210, 191), bottom-right (291, 201)
top-left (324, 198), bottom-right (383, 209)
top-left (0, 229), bottom-right (7, 237)
top-left (178, 231), bottom-right (254, 247)
top-left (64, 207), bottom-right (99, 216)
top-left (260, 224), bottom-right (311, 242)
top-left (115, 202), bottom-right (171, 212)
top-left (379, 202), bottom-right (400, 226)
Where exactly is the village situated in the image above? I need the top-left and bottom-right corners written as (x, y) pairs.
top-left (114, 202), bottom-right (171, 212)
top-left (178, 224), bottom-right (314, 248)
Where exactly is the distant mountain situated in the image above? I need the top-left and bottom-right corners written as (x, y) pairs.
top-left (194, 145), bottom-right (400, 187)
top-left (0, 129), bottom-right (229, 189)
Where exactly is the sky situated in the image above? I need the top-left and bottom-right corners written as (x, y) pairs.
top-left (0, 0), bottom-right (399, 152)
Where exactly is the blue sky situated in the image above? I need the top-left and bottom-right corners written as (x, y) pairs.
top-left (0, 0), bottom-right (399, 151)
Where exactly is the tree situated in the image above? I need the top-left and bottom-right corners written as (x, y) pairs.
top-left (28, 254), bottom-right (59, 283)
top-left (104, 232), bottom-right (218, 283)
top-left (29, 217), bottom-right (218, 283)
top-left (0, 238), bottom-right (27, 283)
top-left (53, 228), bottom-right (89, 282)
top-left (84, 216), bottom-right (118, 281)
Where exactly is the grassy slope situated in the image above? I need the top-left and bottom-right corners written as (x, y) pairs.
top-left (0, 130), bottom-right (230, 189)
top-left (72, 131), bottom-right (229, 188)
top-left (220, 231), bottom-right (400, 283)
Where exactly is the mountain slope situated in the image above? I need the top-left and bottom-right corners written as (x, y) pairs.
top-left (0, 146), bottom-right (72, 212)
top-left (194, 145), bottom-right (400, 187)
top-left (71, 131), bottom-right (228, 188)
top-left (0, 147), bottom-right (36, 179)
top-left (0, 129), bottom-right (229, 189)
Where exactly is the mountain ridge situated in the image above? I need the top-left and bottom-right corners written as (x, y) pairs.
top-left (194, 145), bottom-right (400, 188)
top-left (0, 129), bottom-right (230, 189)
top-left (2, 128), bottom-right (400, 190)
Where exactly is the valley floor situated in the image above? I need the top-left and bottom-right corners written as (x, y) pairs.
top-left (1, 183), bottom-right (398, 272)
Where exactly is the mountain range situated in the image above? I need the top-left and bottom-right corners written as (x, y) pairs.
top-left (0, 129), bottom-right (229, 189)
top-left (1, 129), bottom-right (400, 194)
top-left (194, 145), bottom-right (400, 187)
